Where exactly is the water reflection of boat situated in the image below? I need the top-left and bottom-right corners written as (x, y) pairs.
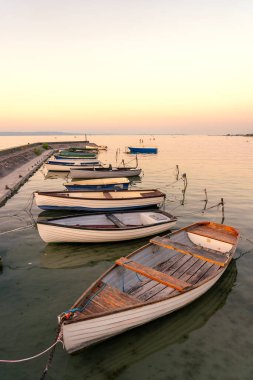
top-left (43, 171), bottom-right (69, 180)
top-left (62, 261), bottom-right (237, 379)
top-left (41, 239), bottom-right (148, 269)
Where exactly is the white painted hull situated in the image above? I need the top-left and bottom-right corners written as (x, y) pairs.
top-left (62, 270), bottom-right (224, 353)
top-left (50, 158), bottom-right (100, 164)
top-left (44, 163), bottom-right (101, 172)
top-left (70, 168), bottom-right (142, 179)
top-left (34, 193), bottom-right (164, 211)
top-left (37, 220), bottom-right (176, 243)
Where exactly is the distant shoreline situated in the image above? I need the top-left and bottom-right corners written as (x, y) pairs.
top-left (0, 132), bottom-right (252, 137)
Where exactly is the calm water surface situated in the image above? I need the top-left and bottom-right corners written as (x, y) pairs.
top-left (0, 135), bottom-right (253, 380)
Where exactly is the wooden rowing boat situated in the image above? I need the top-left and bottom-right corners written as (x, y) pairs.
top-left (70, 168), bottom-right (142, 179)
top-left (61, 262), bottom-right (237, 377)
top-left (128, 147), bottom-right (158, 154)
top-left (64, 178), bottom-right (130, 191)
top-left (55, 151), bottom-right (97, 158)
top-left (44, 162), bottom-right (102, 172)
top-left (48, 158), bottom-right (101, 164)
top-left (58, 221), bottom-right (239, 353)
top-left (34, 189), bottom-right (166, 211)
top-left (37, 210), bottom-right (177, 243)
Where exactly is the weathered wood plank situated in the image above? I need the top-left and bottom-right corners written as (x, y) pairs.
top-left (140, 256), bottom-right (197, 301)
top-left (128, 253), bottom-right (186, 297)
top-left (116, 257), bottom-right (192, 292)
top-left (150, 236), bottom-right (227, 266)
top-left (187, 261), bottom-right (214, 284)
top-left (83, 283), bottom-right (141, 315)
top-left (152, 260), bottom-right (214, 300)
top-left (106, 214), bottom-right (126, 228)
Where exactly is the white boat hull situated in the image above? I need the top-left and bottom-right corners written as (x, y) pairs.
top-left (44, 163), bottom-right (101, 172)
top-left (62, 270), bottom-right (224, 353)
top-left (70, 168), bottom-right (142, 179)
top-left (37, 220), bottom-right (176, 243)
top-left (34, 193), bottom-right (165, 211)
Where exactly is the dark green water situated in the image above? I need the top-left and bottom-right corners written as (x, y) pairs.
top-left (0, 135), bottom-right (253, 380)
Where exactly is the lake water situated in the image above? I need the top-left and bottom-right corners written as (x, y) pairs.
top-left (0, 135), bottom-right (253, 380)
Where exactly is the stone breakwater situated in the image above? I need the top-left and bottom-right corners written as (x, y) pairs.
top-left (0, 140), bottom-right (90, 206)
top-left (0, 143), bottom-right (46, 178)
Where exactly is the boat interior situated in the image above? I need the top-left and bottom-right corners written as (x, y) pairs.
top-left (64, 223), bottom-right (238, 323)
top-left (52, 190), bottom-right (163, 199)
top-left (45, 211), bottom-right (172, 229)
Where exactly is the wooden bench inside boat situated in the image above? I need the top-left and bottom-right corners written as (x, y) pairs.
top-left (188, 224), bottom-right (237, 245)
top-left (115, 257), bottom-right (191, 292)
top-left (150, 236), bottom-right (228, 267)
top-left (103, 191), bottom-right (113, 199)
top-left (140, 190), bottom-right (161, 198)
top-left (106, 214), bottom-right (126, 228)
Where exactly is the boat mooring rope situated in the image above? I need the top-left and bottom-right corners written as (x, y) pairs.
top-left (0, 224), bottom-right (35, 235)
top-left (39, 328), bottom-right (63, 380)
top-left (0, 192), bottom-right (36, 235)
top-left (0, 331), bottom-right (63, 364)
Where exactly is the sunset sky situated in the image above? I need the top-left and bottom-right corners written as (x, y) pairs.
top-left (0, 0), bottom-right (253, 134)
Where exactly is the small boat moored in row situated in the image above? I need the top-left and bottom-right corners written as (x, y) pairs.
top-left (128, 146), bottom-right (158, 154)
top-left (70, 167), bottom-right (142, 179)
top-left (55, 151), bottom-right (97, 159)
top-left (44, 161), bottom-right (102, 172)
top-left (34, 189), bottom-right (166, 211)
top-left (64, 178), bottom-right (130, 191)
top-left (37, 210), bottom-right (177, 243)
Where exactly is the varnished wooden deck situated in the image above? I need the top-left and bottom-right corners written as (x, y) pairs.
top-left (73, 251), bottom-right (221, 320)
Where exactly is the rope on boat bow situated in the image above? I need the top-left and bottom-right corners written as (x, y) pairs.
top-left (59, 282), bottom-right (107, 323)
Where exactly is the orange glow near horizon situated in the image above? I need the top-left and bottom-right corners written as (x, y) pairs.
top-left (0, 1), bottom-right (253, 134)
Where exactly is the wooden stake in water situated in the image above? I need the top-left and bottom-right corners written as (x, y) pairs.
top-left (203, 188), bottom-right (208, 211)
top-left (181, 173), bottom-right (188, 205)
top-left (176, 165), bottom-right (179, 181)
top-left (221, 198), bottom-right (225, 224)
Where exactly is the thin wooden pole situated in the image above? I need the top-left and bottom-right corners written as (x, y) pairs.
top-left (221, 198), bottom-right (225, 224)
top-left (176, 165), bottom-right (179, 181)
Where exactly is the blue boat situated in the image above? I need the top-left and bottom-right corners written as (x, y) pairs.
top-left (64, 178), bottom-right (130, 191)
top-left (47, 160), bottom-right (100, 166)
top-left (128, 146), bottom-right (158, 154)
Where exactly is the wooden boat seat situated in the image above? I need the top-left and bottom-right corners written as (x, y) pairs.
top-left (150, 236), bottom-right (228, 267)
top-left (115, 257), bottom-right (191, 292)
top-left (74, 224), bottom-right (140, 229)
top-left (106, 214), bottom-right (126, 228)
top-left (75, 224), bottom-right (118, 229)
top-left (188, 225), bottom-right (237, 245)
top-left (140, 191), bottom-right (161, 198)
top-left (103, 192), bottom-right (113, 199)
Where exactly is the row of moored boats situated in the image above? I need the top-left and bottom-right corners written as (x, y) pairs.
top-left (34, 143), bottom-right (240, 354)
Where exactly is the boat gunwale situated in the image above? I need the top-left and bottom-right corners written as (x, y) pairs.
top-left (69, 167), bottom-right (139, 171)
top-left (61, 221), bottom-right (239, 325)
top-left (37, 210), bottom-right (177, 231)
top-left (63, 267), bottom-right (226, 325)
top-left (35, 189), bottom-right (166, 201)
